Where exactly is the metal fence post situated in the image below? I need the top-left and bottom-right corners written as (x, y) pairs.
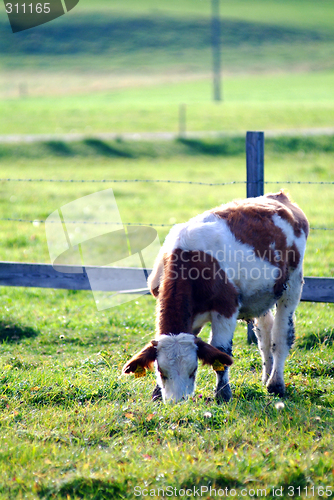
top-left (246, 131), bottom-right (264, 344)
top-left (246, 131), bottom-right (264, 197)
top-left (211, 0), bottom-right (222, 101)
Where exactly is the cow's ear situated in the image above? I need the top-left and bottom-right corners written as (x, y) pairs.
top-left (195, 338), bottom-right (233, 371)
top-left (122, 340), bottom-right (158, 378)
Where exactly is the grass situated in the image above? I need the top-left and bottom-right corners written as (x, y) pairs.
top-left (104, 0), bottom-right (334, 31)
top-left (0, 140), bottom-right (333, 497)
top-left (2, 70), bottom-right (334, 135)
top-left (1, 0), bottom-right (333, 140)
top-left (1, 0), bottom-right (334, 91)
top-left (1, 0), bottom-right (334, 29)
top-left (0, 287), bottom-right (333, 499)
top-left (1, 0), bottom-right (333, 146)
top-left (0, 0), bottom-right (333, 496)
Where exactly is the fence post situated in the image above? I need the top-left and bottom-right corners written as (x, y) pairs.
top-left (211, 0), bottom-right (222, 101)
top-left (246, 131), bottom-right (264, 344)
top-left (246, 131), bottom-right (264, 197)
top-left (178, 104), bottom-right (187, 138)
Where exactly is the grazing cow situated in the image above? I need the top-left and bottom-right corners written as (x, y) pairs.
top-left (123, 191), bottom-right (309, 403)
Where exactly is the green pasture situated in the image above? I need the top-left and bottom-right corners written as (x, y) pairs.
top-left (0, 288), bottom-right (333, 500)
top-left (1, 70), bottom-right (334, 135)
top-left (1, 0), bottom-right (334, 139)
top-left (104, 0), bottom-right (334, 31)
top-left (0, 286), bottom-right (332, 500)
top-left (1, 0), bottom-right (334, 77)
top-left (1, 0), bottom-right (334, 29)
top-left (0, 0), bottom-right (333, 496)
top-left (0, 138), bottom-right (334, 498)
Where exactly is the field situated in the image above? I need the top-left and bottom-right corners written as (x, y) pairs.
top-left (0, 0), bottom-right (334, 498)
top-left (1, 0), bottom-right (334, 136)
top-left (0, 137), bottom-right (334, 499)
top-left (1, 71), bottom-right (334, 135)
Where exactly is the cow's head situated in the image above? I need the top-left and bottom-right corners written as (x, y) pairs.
top-left (122, 333), bottom-right (233, 402)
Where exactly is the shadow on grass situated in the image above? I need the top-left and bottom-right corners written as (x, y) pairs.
top-left (1, 16), bottom-right (332, 57)
top-left (182, 472), bottom-right (243, 490)
top-left (2, 135), bottom-right (334, 160)
top-left (177, 137), bottom-right (245, 156)
top-left (37, 477), bottom-right (124, 499)
top-left (0, 321), bottom-right (38, 343)
top-left (269, 136), bottom-right (334, 154)
top-left (44, 141), bottom-right (74, 156)
top-left (84, 139), bottom-right (133, 158)
top-left (38, 473), bottom-right (242, 499)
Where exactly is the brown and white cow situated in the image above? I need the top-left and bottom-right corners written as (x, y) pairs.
top-left (123, 191), bottom-right (309, 403)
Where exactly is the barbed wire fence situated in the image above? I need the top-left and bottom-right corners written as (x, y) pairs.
top-left (0, 178), bottom-right (333, 231)
top-left (1, 178), bottom-right (334, 184)
top-left (0, 131), bottom-right (333, 323)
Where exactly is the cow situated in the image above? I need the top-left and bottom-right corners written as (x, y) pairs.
top-left (123, 191), bottom-right (309, 403)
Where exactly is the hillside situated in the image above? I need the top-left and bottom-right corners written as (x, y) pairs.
top-left (1, 0), bottom-right (333, 74)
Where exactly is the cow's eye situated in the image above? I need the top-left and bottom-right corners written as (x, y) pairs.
top-left (189, 369), bottom-right (197, 379)
top-left (159, 370), bottom-right (168, 381)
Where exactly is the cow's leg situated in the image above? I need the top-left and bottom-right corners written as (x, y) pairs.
top-left (210, 310), bottom-right (238, 402)
top-left (266, 270), bottom-right (303, 397)
top-left (253, 310), bottom-right (274, 384)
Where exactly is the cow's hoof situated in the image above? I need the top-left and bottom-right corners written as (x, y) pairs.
top-left (152, 385), bottom-right (163, 402)
top-left (267, 380), bottom-right (285, 397)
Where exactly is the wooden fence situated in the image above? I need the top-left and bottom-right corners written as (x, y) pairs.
top-left (0, 262), bottom-right (333, 303)
top-left (0, 131), bottom-right (333, 308)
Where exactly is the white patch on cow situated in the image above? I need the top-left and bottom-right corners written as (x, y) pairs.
top-left (162, 216), bottom-right (279, 311)
top-left (192, 312), bottom-right (211, 332)
top-left (210, 310), bottom-right (238, 349)
top-left (155, 333), bottom-right (198, 402)
top-left (294, 232), bottom-right (307, 262)
top-left (272, 214), bottom-right (294, 246)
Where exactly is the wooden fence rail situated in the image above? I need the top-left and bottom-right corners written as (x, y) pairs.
top-left (0, 262), bottom-right (333, 303)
